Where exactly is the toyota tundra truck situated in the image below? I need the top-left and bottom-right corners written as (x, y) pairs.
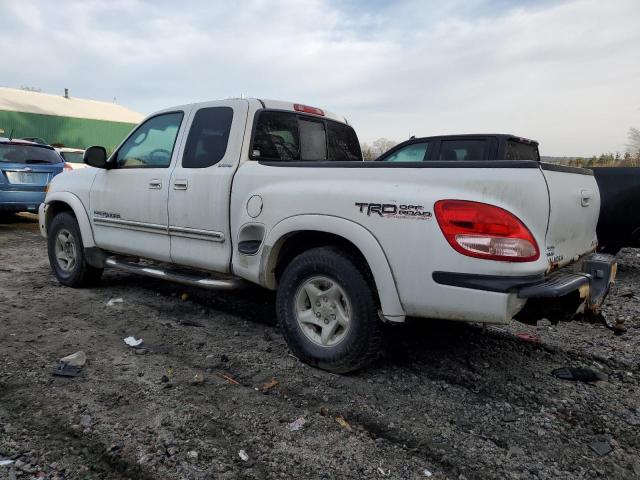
top-left (39, 100), bottom-right (616, 372)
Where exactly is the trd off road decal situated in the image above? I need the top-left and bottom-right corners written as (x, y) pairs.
top-left (355, 202), bottom-right (432, 220)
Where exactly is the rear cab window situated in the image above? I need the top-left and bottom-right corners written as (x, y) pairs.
top-left (0, 144), bottom-right (63, 164)
top-left (251, 111), bottom-right (361, 162)
top-left (505, 140), bottom-right (539, 160)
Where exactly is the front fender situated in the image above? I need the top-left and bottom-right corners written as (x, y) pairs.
top-left (263, 214), bottom-right (405, 320)
top-left (42, 191), bottom-right (96, 248)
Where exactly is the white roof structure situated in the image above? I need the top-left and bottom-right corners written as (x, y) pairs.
top-left (0, 87), bottom-right (144, 124)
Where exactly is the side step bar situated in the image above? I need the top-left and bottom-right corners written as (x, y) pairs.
top-left (105, 256), bottom-right (245, 291)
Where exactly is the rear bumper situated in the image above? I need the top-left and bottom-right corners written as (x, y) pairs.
top-left (433, 253), bottom-right (617, 319)
top-left (0, 190), bottom-right (46, 212)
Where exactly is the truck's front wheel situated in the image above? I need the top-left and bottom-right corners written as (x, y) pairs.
top-left (47, 212), bottom-right (103, 287)
top-left (276, 247), bottom-right (382, 373)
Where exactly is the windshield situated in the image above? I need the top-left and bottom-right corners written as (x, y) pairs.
top-left (0, 144), bottom-right (63, 164)
top-left (60, 151), bottom-right (85, 163)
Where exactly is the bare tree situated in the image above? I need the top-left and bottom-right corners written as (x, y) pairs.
top-left (626, 127), bottom-right (640, 154)
top-left (371, 138), bottom-right (398, 158)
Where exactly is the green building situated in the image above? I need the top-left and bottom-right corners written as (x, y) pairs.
top-left (0, 87), bottom-right (143, 151)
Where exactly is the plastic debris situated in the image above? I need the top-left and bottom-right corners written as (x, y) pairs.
top-left (377, 467), bottom-right (390, 476)
top-left (0, 460), bottom-right (14, 466)
top-left (106, 297), bottom-right (123, 306)
top-left (287, 417), bottom-right (306, 431)
top-left (589, 438), bottom-right (613, 456)
top-left (186, 450), bottom-right (198, 460)
top-left (335, 415), bottom-right (352, 431)
top-left (423, 468), bottom-right (433, 477)
top-left (261, 378), bottom-right (279, 391)
top-left (124, 336), bottom-right (143, 347)
top-left (238, 450), bottom-right (249, 461)
top-left (60, 351), bottom-right (86, 367)
top-left (552, 367), bottom-right (607, 382)
top-left (515, 332), bottom-right (540, 343)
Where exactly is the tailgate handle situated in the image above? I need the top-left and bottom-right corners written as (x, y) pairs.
top-left (580, 189), bottom-right (592, 207)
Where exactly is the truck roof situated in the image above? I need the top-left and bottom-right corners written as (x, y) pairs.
top-left (151, 98), bottom-right (348, 125)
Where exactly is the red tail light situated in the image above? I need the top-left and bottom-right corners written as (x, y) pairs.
top-left (434, 200), bottom-right (539, 262)
top-left (293, 104), bottom-right (324, 116)
top-left (63, 162), bottom-right (73, 172)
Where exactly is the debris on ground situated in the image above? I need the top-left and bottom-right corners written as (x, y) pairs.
top-left (180, 293), bottom-right (189, 301)
top-left (589, 437), bottom-right (614, 456)
top-left (238, 450), bottom-right (249, 462)
top-left (179, 318), bottom-right (205, 327)
top-left (552, 367), bottom-right (608, 382)
top-left (186, 450), bottom-right (199, 460)
top-left (221, 373), bottom-right (240, 385)
top-left (377, 466), bottom-right (390, 476)
top-left (287, 417), bottom-right (306, 431)
top-left (335, 415), bottom-right (352, 431)
top-left (106, 297), bottom-right (123, 306)
top-left (124, 336), bottom-right (143, 347)
top-left (261, 378), bottom-right (279, 391)
top-left (422, 468), bottom-right (433, 477)
top-left (0, 460), bottom-right (14, 466)
top-left (59, 350), bottom-right (86, 367)
top-left (191, 372), bottom-right (205, 385)
top-left (515, 332), bottom-right (540, 343)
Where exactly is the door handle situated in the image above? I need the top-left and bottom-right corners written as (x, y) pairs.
top-left (174, 179), bottom-right (188, 191)
top-left (148, 179), bottom-right (162, 190)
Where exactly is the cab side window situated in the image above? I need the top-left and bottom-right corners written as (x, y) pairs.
top-left (182, 107), bottom-right (234, 168)
top-left (438, 140), bottom-right (487, 161)
top-left (251, 111), bottom-right (362, 162)
top-left (116, 112), bottom-right (183, 168)
top-left (383, 142), bottom-right (429, 162)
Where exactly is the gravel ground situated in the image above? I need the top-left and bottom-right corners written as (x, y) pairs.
top-left (1, 213), bottom-right (639, 480)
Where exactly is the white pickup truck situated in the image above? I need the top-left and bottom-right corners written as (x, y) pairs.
top-left (39, 98), bottom-right (616, 372)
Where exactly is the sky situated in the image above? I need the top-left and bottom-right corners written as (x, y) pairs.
top-left (1, 0), bottom-right (639, 156)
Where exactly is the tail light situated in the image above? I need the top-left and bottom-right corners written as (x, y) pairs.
top-left (63, 162), bottom-right (73, 172)
top-left (293, 104), bottom-right (325, 116)
top-left (434, 200), bottom-right (539, 262)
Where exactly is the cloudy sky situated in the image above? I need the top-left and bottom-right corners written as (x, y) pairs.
top-left (1, 0), bottom-right (639, 156)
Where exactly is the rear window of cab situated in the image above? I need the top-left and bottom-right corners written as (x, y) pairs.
top-left (251, 111), bottom-right (361, 162)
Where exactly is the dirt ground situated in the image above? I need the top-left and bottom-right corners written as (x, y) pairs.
top-left (1, 213), bottom-right (639, 480)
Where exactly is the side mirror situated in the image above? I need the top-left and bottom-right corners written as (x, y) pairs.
top-left (84, 146), bottom-right (109, 169)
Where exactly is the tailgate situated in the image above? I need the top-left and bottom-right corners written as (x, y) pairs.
top-left (540, 163), bottom-right (599, 268)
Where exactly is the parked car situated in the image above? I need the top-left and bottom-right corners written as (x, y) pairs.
top-left (55, 147), bottom-right (88, 171)
top-left (375, 134), bottom-right (640, 255)
top-left (21, 137), bottom-right (49, 145)
top-left (0, 138), bottom-right (64, 213)
top-left (39, 101), bottom-right (615, 372)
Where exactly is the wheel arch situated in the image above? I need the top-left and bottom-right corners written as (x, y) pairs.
top-left (44, 192), bottom-right (96, 248)
top-left (262, 215), bottom-right (405, 320)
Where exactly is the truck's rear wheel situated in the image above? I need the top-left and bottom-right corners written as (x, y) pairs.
top-left (276, 247), bottom-right (382, 373)
top-left (48, 212), bottom-right (103, 287)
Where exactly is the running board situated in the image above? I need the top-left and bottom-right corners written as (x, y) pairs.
top-left (105, 256), bottom-right (245, 291)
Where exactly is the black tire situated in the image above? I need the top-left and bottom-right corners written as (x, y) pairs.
top-left (276, 246), bottom-right (382, 373)
top-left (48, 212), bottom-right (103, 287)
